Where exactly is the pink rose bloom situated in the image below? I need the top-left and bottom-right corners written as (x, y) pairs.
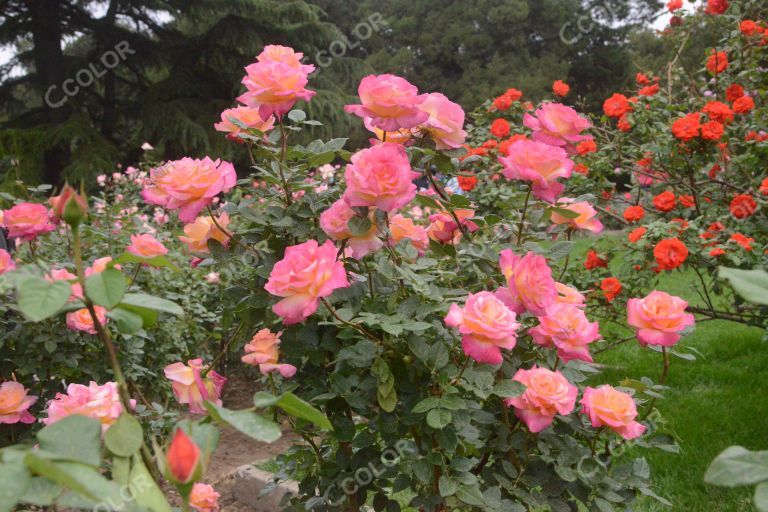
top-left (43, 381), bottom-right (134, 430)
top-left (627, 290), bottom-right (695, 347)
top-left (417, 92), bottom-right (467, 149)
top-left (237, 45), bottom-right (316, 118)
top-left (523, 103), bottom-right (592, 148)
top-left (505, 367), bottom-right (577, 433)
top-left (344, 74), bottom-right (429, 132)
top-left (214, 106), bottom-right (275, 137)
top-left (47, 267), bottom-right (83, 300)
top-left (142, 157), bottom-right (236, 223)
top-left (0, 381), bottom-right (37, 424)
top-left (0, 249), bottom-right (16, 274)
top-left (2, 203), bottom-right (55, 241)
top-left (241, 329), bottom-right (296, 378)
top-left (444, 291), bottom-right (520, 365)
top-left (343, 143), bottom-right (420, 212)
top-left (66, 306), bottom-right (109, 335)
top-left (389, 214), bottom-right (429, 255)
top-left (265, 240), bottom-right (350, 325)
top-left (499, 140), bottom-right (574, 203)
top-left (237, 45), bottom-right (317, 119)
top-left (85, 256), bottom-right (120, 277)
top-left (427, 209), bottom-right (479, 244)
top-left (127, 233), bottom-right (168, 259)
top-left (550, 198), bottom-right (603, 233)
top-left (319, 198), bottom-right (383, 260)
top-left (529, 303), bottom-right (601, 363)
top-left (189, 483), bottom-right (221, 512)
top-left (499, 250), bottom-right (557, 316)
top-left (164, 359), bottom-right (226, 415)
top-left (581, 385), bottom-right (646, 440)
top-left (179, 213), bottom-right (230, 253)
top-left (554, 282), bottom-right (586, 308)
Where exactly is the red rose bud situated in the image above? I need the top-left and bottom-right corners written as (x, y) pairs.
top-left (51, 185), bottom-right (88, 227)
top-left (166, 428), bottom-right (201, 484)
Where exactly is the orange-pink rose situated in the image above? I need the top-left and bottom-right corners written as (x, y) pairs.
top-left (1, 202), bottom-right (55, 241)
top-left (627, 290), bottom-right (695, 347)
top-left (416, 92), bottom-right (467, 149)
top-left (523, 103), bottom-right (592, 148)
top-left (43, 381), bottom-right (134, 431)
top-left (427, 209), bottom-right (478, 244)
top-left (241, 329), bottom-right (296, 378)
top-left (142, 157), bottom-right (236, 223)
top-left (178, 213), bottom-right (230, 253)
top-left (345, 74), bottom-right (429, 132)
top-left (581, 385), bottom-right (645, 440)
top-left (445, 291), bottom-right (520, 365)
top-left (499, 250), bottom-right (557, 316)
top-left (343, 143), bottom-right (420, 212)
top-left (529, 302), bottom-right (601, 363)
top-left (237, 45), bottom-right (316, 118)
top-left (164, 359), bottom-right (226, 415)
top-left (214, 105), bottom-right (275, 138)
top-left (389, 214), bottom-right (429, 255)
top-left (0, 249), bottom-right (16, 274)
top-left (499, 140), bottom-right (574, 203)
top-left (127, 233), bottom-right (168, 259)
top-left (264, 240), bottom-right (350, 325)
top-left (550, 198), bottom-right (603, 233)
top-left (189, 483), bottom-right (221, 512)
top-left (320, 198), bottom-right (383, 259)
top-left (505, 367), bottom-right (577, 432)
top-left (66, 306), bottom-right (109, 335)
top-left (0, 381), bottom-right (37, 424)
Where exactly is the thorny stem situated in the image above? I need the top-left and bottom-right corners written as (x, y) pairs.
top-left (203, 321), bottom-right (245, 377)
top-left (516, 186), bottom-right (532, 247)
top-left (321, 298), bottom-right (382, 344)
top-left (640, 347), bottom-right (670, 421)
top-left (72, 225), bottom-right (160, 481)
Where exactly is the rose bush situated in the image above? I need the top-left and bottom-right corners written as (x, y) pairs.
top-left (1, 3), bottom-right (765, 507)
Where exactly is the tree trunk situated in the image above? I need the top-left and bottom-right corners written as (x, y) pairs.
top-left (28, 0), bottom-right (68, 185)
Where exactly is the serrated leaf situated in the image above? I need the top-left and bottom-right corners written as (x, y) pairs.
top-left (705, 446), bottom-right (768, 487)
top-left (426, 408), bottom-right (452, 429)
top-left (17, 277), bottom-right (71, 322)
top-left (104, 414), bottom-right (143, 457)
top-left (84, 268), bottom-right (125, 309)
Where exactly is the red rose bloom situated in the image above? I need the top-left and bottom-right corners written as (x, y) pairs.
top-left (584, 249), bottom-right (608, 270)
top-left (576, 139), bottom-right (597, 155)
top-left (623, 205), bottom-right (645, 223)
top-left (457, 175), bottom-right (478, 192)
top-left (667, 0), bottom-right (683, 10)
top-left (701, 121), bottom-right (725, 140)
top-left (741, 20), bottom-right (760, 36)
top-left (706, 50), bottom-right (728, 75)
top-left (730, 233), bottom-right (754, 251)
top-left (574, 163), bottom-right (589, 175)
top-left (679, 195), bottom-right (695, 208)
top-left (709, 247), bottom-right (725, 257)
top-left (654, 238), bottom-right (689, 270)
top-left (636, 72), bottom-right (650, 84)
top-left (726, 84), bottom-right (745, 102)
top-left (493, 95), bottom-right (512, 111)
top-left (733, 96), bottom-right (755, 114)
top-left (705, 0), bottom-right (729, 15)
top-left (504, 88), bottom-right (523, 102)
top-left (671, 113), bottom-right (701, 141)
top-left (617, 114), bottom-right (632, 132)
top-left (702, 101), bottom-right (734, 124)
top-left (603, 93), bottom-right (633, 118)
top-left (638, 84), bottom-right (659, 97)
top-left (729, 194), bottom-right (757, 218)
top-left (760, 177), bottom-right (768, 195)
top-left (482, 139), bottom-right (499, 149)
top-left (600, 277), bottom-right (622, 302)
top-left (553, 80), bottom-right (570, 97)
top-left (490, 118), bottom-right (511, 138)
top-left (653, 190), bottom-right (677, 212)
top-left (628, 227), bottom-right (647, 243)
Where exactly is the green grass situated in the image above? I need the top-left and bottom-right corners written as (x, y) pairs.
top-left (579, 246), bottom-right (768, 511)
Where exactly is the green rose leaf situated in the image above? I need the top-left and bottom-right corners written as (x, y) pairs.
top-left (204, 401), bottom-right (282, 443)
top-left (275, 392), bottom-right (333, 431)
top-left (84, 268), bottom-right (126, 309)
top-left (17, 276), bottom-right (72, 322)
top-left (104, 414), bottom-right (144, 457)
top-left (36, 415), bottom-right (102, 467)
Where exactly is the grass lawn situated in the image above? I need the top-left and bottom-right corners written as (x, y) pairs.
top-left (575, 237), bottom-right (768, 511)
